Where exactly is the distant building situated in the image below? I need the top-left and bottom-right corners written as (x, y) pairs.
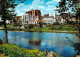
top-left (56, 15), bottom-right (65, 23)
top-left (66, 16), bottom-right (76, 22)
top-left (27, 9), bottom-right (41, 20)
top-left (44, 14), bottom-right (49, 17)
top-left (42, 16), bottom-right (56, 24)
top-left (22, 9), bottom-right (41, 25)
top-left (60, 12), bottom-right (68, 19)
top-left (22, 13), bottom-right (32, 25)
top-left (49, 12), bottom-right (57, 18)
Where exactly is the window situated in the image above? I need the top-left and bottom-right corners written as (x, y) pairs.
top-left (35, 11), bottom-right (37, 16)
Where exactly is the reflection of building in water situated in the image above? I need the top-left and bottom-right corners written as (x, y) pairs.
top-left (29, 32), bottom-right (42, 46)
top-left (29, 39), bottom-right (41, 46)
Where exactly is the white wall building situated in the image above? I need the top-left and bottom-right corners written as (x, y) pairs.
top-left (42, 17), bottom-right (56, 24)
top-left (22, 13), bottom-right (32, 25)
top-left (49, 12), bottom-right (57, 18)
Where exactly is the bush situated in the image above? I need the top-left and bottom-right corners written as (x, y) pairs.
top-left (0, 43), bottom-right (46, 57)
top-left (29, 24), bottom-right (34, 29)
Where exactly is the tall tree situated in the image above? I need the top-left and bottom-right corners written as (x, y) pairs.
top-left (56, 0), bottom-right (80, 55)
top-left (56, 0), bottom-right (80, 37)
top-left (0, 0), bottom-right (26, 43)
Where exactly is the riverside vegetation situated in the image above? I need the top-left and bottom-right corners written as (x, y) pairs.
top-left (0, 24), bottom-right (77, 32)
top-left (0, 41), bottom-right (62, 57)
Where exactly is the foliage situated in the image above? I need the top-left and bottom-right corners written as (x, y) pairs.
top-left (65, 37), bottom-right (80, 54)
top-left (56, 0), bottom-right (78, 13)
top-left (49, 27), bottom-right (76, 31)
top-left (0, 0), bottom-right (26, 43)
top-left (53, 22), bottom-right (60, 25)
top-left (29, 24), bottom-right (34, 29)
top-left (0, 43), bottom-right (46, 57)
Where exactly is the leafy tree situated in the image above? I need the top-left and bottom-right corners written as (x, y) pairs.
top-left (56, 0), bottom-right (80, 55)
top-left (0, 0), bottom-right (26, 43)
top-left (56, 0), bottom-right (80, 37)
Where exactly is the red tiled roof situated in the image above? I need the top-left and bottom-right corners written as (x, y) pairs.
top-left (29, 20), bottom-right (54, 22)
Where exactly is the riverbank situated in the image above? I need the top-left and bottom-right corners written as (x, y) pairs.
top-left (0, 25), bottom-right (77, 33)
top-left (0, 29), bottom-right (77, 33)
top-left (0, 43), bottom-right (61, 57)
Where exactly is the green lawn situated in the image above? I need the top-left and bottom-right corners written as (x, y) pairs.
top-left (30, 27), bottom-right (76, 31)
top-left (6, 24), bottom-right (13, 27)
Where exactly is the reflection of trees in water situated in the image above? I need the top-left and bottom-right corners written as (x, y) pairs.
top-left (8, 32), bottom-right (20, 44)
top-left (29, 32), bottom-right (42, 46)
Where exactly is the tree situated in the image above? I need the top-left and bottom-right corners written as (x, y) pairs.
top-left (0, 0), bottom-right (26, 43)
top-left (56, 0), bottom-right (80, 37)
top-left (56, 0), bottom-right (80, 55)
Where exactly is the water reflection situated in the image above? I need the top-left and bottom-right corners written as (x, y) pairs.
top-left (0, 31), bottom-right (79, 57)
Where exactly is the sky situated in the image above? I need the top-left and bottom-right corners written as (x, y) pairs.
top-left (15, 0), bottom-right (60, 16)
top-left (0, 17), bottom-right (1, 21)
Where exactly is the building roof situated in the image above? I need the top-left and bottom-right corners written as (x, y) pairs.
top-left (44, 16), bottom-right (54, 18)
top-left (29, 20), bottom-right (54, 22)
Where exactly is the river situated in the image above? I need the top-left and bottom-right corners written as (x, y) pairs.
top-left (0, 31), bottom-right (79, 57)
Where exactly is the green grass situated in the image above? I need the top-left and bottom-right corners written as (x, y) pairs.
top-left (6, 24), bottom-right (13, 27)
top-left (0, 43), bottom-right (62, 57)
top-left (30, 27), bottom-right (76, 31)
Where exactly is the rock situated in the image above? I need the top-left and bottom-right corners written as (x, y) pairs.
top-left (47, 51), bottom-right (56, 57)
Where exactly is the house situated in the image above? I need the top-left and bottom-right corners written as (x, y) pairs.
top-left (42, 16), bottom-right (56, 24)
top-left (66, 16), bottom-right (76, 22)
top-left (49, 12), bottom-right (57, 18)
top-left (56, 15), bottom-right (65, 23)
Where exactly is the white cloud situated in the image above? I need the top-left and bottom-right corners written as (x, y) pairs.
top-left (15, 0), bottom-right (58, 16)
top-left (46, 0), bottom-right (60, 5)
top-left (46, 1), bottom-right (54, 5)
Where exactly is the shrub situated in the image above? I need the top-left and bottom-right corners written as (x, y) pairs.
top-left (0, 43), bottom-right (46, 57)
top-left (29, 24), bottom-right (34, 29)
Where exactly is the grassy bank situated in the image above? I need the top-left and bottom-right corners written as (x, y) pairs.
top-left (0, 43), bottom-right (46, 57)
top-left (0, 24), bottom-right (77, 33)
top-left (0, 43), bottom-right (61, 57)
top-left (30, 27), bottom-right (76, 31)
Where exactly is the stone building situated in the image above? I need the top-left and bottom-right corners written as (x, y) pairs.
top-left (21, 9), bottom-right (41, 25)
top-left (27, 9), bottom-right (41, 20)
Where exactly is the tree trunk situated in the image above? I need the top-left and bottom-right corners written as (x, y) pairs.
top-left (4, 19), bottom-right (8, 43)
top-left (2, 16), bottom-right (8, 43)
top-left (2, 0), bottom-right (8, 43)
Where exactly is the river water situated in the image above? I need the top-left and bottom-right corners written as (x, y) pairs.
top-left (0, 31), bottom-right (79, 57)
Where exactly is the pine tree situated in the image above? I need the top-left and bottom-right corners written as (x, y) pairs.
top-left (0, 0), bottom-right (26, 43)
